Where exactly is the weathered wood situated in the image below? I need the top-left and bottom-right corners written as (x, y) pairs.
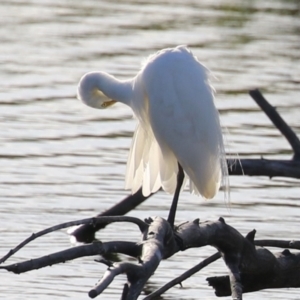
top-left (0, 216), bottom-right (148, 265)
top-left (89, 217), bottom-right (176, 299)
top-left (3, 216), bottom-right (300, 299)
top-left (0, 216), bottom-right (175, 300)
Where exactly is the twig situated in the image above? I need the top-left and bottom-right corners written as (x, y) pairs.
top-left (255, 239), bottom-right (300, 249)
top-left (143, 252), bottom-right (221, 300)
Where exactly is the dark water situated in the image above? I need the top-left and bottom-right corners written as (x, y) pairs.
top-left (0, 0), bottom-right (299, 299)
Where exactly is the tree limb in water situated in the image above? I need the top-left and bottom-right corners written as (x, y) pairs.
top-left (2, 217), bottom-right (300, 299)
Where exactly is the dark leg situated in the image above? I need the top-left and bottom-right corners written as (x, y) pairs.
top-left (167, 163), bottom-right (184, 227)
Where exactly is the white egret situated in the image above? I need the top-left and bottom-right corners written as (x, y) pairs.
top-left (77, 45), bottom-right (229, 227)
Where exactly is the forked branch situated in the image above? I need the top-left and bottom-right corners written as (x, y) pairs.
top-left (2, 216), bottom-right (300, 299)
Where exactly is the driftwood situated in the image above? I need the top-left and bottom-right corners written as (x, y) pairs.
top-left (2, 216), bottom-right (300, 300)
top-left (1, 89), bottom-right (299, 299)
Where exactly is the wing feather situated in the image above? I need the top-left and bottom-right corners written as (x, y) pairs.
top-left (125, 124), bottom-right (144, 194)
top-left (126, 46), bottom-right (228, 199)
top-left (141, 46), bottom-right (227, 199)
top-left (125, 123), bottom-right (163, 196)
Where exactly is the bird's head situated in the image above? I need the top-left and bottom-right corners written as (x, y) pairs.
top-left (77, 72), bottom-right (116, 109)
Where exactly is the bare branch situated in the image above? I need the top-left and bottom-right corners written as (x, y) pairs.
top-left (255, 239), bottom-right (300, 249)
top-left (0, 241), bottom-right (140, 274)
top-left (3, 215), bottom-right (300, 299)
top-left (228, 158), bottom-right (300, 178)
top-left (88, 217), bottom-right (174, 299)
top-left (0, 216), bottom-right (148, 265)
top-left (89, 263), bottom-right (137, 298)
top-left (143, 252), bottom-right (221, 300)
top-left (0, 242), bottom-right (104, 273)
top-left (249, 89), bottom-right (300, 160)
top-left (73, 188), bottom-right (153, 243)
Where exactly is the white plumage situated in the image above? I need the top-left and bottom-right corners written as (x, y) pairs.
top-left (77, 46), bottom-right (228, 200)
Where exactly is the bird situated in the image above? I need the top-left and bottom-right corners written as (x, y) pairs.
top-left (77, 45), bottom-right (229, 227)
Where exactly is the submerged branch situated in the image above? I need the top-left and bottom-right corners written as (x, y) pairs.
top-left (4, 216), bottom-right (300, 299)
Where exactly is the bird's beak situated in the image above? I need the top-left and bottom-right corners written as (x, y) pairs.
top-left (107, 100), bottom-right (116, 107)
top-left (102, 100), bottom-right (117, 108)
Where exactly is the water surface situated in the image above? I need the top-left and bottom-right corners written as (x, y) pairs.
top-left (0, 0), bottom-right (300, 299)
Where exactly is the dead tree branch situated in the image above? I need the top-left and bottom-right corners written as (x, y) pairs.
top-left (0, 216), bottom-right (148, 265)
top-left (227, 158), bottom-right (300, 178)
top-left (72, 189), bottom-right (152, 243)
top-left (143, 252), bottom-right (221, 300)
top-left (228, 89), bottom-right (300, 178)
top-left (249, 89), bottom-right (300, 160)
top-left (2, 217), bottom-right (300, 299)
top-left (207, 249), bottom-right (300, 296)
top-left (0, 216), bottom-right (176, 300)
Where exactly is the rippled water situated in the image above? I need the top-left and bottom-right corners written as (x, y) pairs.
top-left (1, 0), bottom-right (300, 299)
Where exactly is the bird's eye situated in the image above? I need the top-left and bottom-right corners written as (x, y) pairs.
top-left (101, 103), bottom-right (107, 108)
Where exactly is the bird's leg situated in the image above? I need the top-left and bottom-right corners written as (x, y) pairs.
top-left (167, 163), bottom-right (184, 228)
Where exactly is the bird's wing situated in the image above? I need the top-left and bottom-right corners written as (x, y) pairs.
top-left (142, 46), bottom-right (227, 199)
top-left (125, 123), bottom-right (162, 196)
top-left (125, 120), bottom-right (180, 196)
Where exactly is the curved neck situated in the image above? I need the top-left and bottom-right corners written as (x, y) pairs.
top-left (78, 71), bottom-right (134, 108)
top-left (96, 72), bottom-right (133, 105)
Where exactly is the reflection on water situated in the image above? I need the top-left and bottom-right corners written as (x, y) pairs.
top-left (0, 0), bottom-right (299, 299)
